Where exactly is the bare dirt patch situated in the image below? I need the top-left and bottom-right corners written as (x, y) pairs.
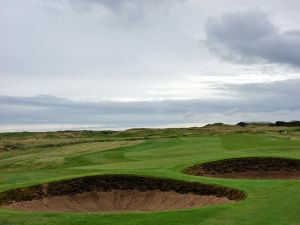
top-left (184, 157), bottom-right (300, 179)
top-left (0, 175), bottom-right (245, 212)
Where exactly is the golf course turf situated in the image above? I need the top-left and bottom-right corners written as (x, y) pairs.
top-left (0, 126), bottom-right (299, 224)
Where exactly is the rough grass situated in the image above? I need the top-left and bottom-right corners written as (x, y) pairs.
top-left (0, 128), bottom-right (299, 225)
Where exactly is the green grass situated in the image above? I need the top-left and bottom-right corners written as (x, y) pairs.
top-left (0, 130), bottom-right (300, 225)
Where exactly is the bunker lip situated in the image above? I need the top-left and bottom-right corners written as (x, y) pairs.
top-left (0, 174), bottom-right (245, 212)
top-left (184, 157), bottom-right (300, 179)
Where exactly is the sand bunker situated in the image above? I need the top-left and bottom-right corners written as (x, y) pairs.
top-left (184, 157), bottom-right (300, 179)
top-left (0, 175), bottom-right (245, 212)
top-left (4, 190), bottom-right (232, 212)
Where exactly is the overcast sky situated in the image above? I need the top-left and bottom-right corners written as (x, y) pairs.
top-left (1, 0), bottom-right (300, 131)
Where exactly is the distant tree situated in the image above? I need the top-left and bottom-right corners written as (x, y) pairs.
top-left (236, 122), bottom-right (248, 127)
top-left (275, 121), bottom-right (300, 127)
top-left (275, 121), bottom-right (286, 126)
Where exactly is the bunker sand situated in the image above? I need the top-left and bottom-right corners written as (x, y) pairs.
top-left (184, 157), bottom-right (300, 179)
top-left (5, 190), bottom-right (231, 212)
top-left (0, 175), bottom-right (245, 212)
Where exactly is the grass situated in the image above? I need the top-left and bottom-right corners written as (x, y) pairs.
top-left (0, 127), bottom-right (299, 225)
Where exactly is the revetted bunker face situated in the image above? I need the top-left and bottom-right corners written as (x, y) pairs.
top-left (184, 157), bottom-right (300, 179)
top-left (0, 175), bottom-right (245, 212)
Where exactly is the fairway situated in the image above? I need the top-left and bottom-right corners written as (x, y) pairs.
top-left (0, 128), bottom-right (299, 225)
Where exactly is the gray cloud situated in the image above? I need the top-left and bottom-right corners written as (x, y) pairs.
top-left (72, 0), bottom-right (177, 10)
top-left (220, 79), bottom-right (300, 113)
top-left (204, 11), bottom-right (300, 67)
top-left (226, 79), bottom-right (300, 98)
top-left (56, 0), bottom-right (184, 22)
top-left (1, 79), bottom-right (300, 130)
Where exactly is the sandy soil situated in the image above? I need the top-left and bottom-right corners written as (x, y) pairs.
top-left (204, 171), bottom-right (300, 179)
top-left (5, 189), bottom-right (231, 212)
top-left (184, 157), bottom-right (300, 179)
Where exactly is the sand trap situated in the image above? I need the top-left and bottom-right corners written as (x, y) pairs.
top-left (5, 190), bottom-right (231, 212)
top-left (184, 157), bottom-right (300, 179)
top-left (0, 175), bottom-right (245, 212)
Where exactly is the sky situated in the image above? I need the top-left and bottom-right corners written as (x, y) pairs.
top-left (1, 0), bottom-right (300, 131)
